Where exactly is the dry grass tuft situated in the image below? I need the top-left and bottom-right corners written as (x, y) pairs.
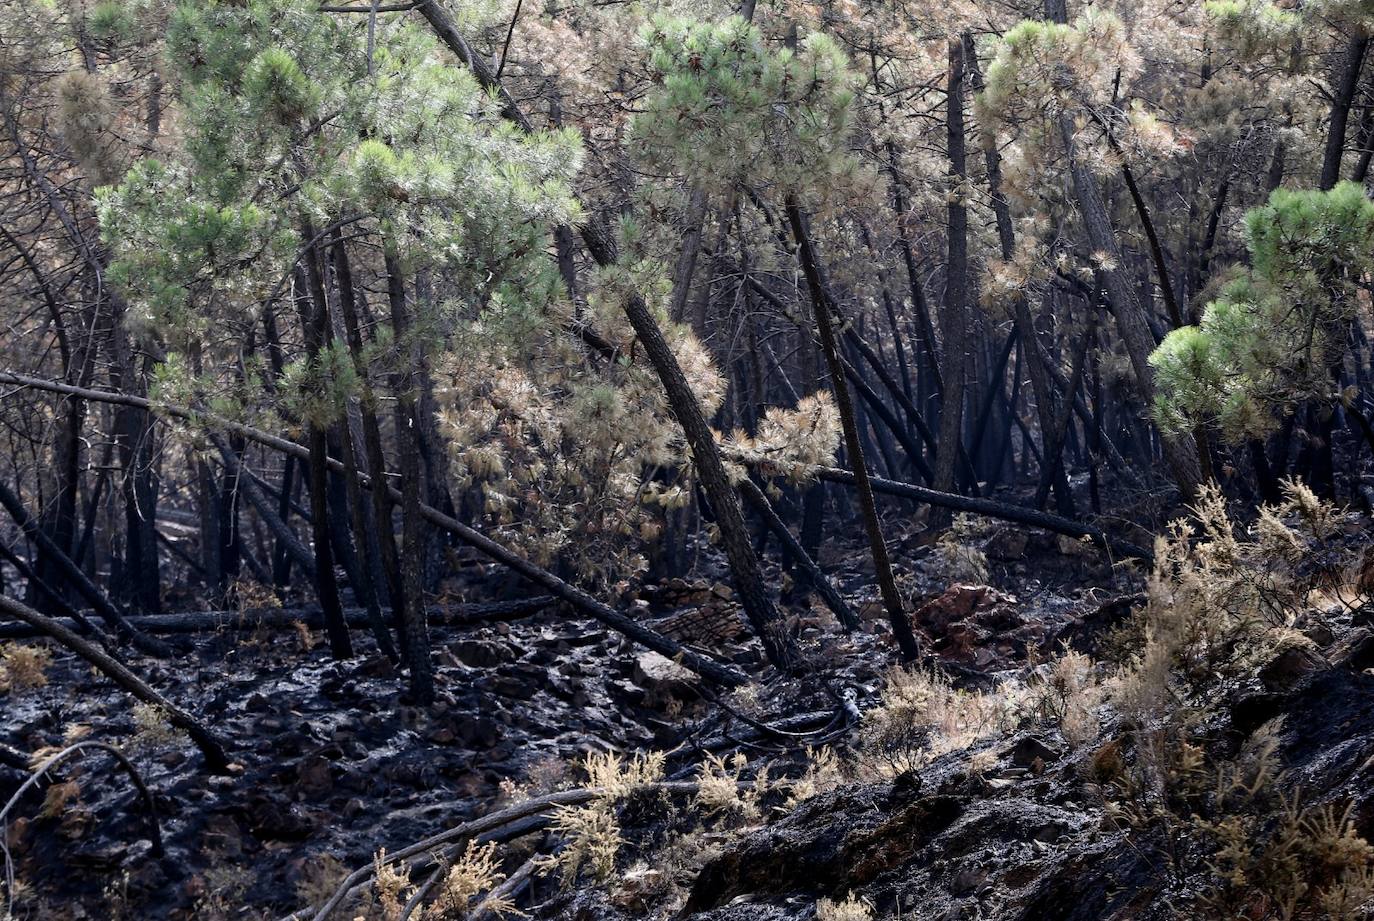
top-left (0, 642), bottom-right (52, 693)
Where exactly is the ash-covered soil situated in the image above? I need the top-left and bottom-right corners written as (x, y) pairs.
top-left (12, 512), bottom-right (1371, 921)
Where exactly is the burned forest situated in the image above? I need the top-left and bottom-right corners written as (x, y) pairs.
top-left (5, 0), bottom-right (1374, 918)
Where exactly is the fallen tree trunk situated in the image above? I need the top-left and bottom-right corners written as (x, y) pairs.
top-left (411, 503), bottom-right (746, 686)
top-left (286, 779), bottom-right (722, 921)
top-left (0, 371), bottom-right (747, 687)
top-left (736, 478), bottom-right (858, 630)
top-left (0, 593), bottom-right (231, 773)
top-left (0, 740), bottom-right (28, 771)
top-left (0, 538), bottom-right (107, 640)
top-left (0, 477), bottom-right (170, 657)
top-left (0, 596), bottom-right (556, 640)
top-left (803, 464), bottom-right (1153, 563)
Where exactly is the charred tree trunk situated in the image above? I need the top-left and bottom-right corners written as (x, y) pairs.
top-left (384, 251), bottom-right (436, 704)
top-left (297, 245), bottom-right (353, 660)
top-left (111, 354), bottom-right (162, 615)
top-left (787, 200), bottom-right (920, 661)
top-left (934, 37), bottom-right (971, 509)
top-left (1321, 34), bottom-right (1369, 191)
top-left (331, 240), bottom-right (400, 661)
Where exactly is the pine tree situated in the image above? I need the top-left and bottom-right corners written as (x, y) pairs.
top-left (97, 0), bottom-right (584, 694)
top-left (1152, 183), bottom-right (1374, 456)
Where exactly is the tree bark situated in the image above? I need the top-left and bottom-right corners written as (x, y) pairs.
top-left (786, 200), bottom-right (920, 661)
top-left (384, 251), bottom-right (436, 703)
top-left (934, 37), bottom-right (971, 506)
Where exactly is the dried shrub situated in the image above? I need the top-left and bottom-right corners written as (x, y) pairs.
top-left (1027, 648), bottom-right (1103, 748)
top-left (293, 854), bottom-right (347, 915)
top-left (1111, 482), bottom-right (1355, 725)
top-left (0, 642), bottom-right (52, 693)
top-left (131, 702), bottom-right (180, 751)
top-left (816, 894), bottom-right (875, 921)
top-left (855, 666), bottom-right (1022, 776)
top-left (693, 752), bottom-right (768, 823)
top-left (546, 799), bottom-right (622, 888)
top-left (433, 840), bottom-right (515, 919)
top-left (541, 750), bottom-right (666, 889)
top-left (786, 746), bottom-right (845, 808)
top-left (933, 514), bottom-right (991, 584)
top-left (371, 848), bottom-right (414, 921)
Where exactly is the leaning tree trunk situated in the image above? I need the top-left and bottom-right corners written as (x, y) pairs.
top-left (787, 200), bottom-right (921, 661)
top-left (1058, 118), bottom-right (1202, 500)
top-left (0, 477), bottom-right (170, 656)
top-left (0, 593), bottom-right (229, 774)
top-left (415, 0), bottom-right (799, 672)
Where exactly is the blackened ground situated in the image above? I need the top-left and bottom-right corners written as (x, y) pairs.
top-left (1, 504), bottom-right (1163, 920)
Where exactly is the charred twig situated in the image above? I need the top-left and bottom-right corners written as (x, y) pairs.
top-left (1, 741), bottom-right (163, 918)
top-left (471, 856), bottom-right (539, 921)
top-left (286, 781), bottom-right (719, 921)
top-left (0, 594), bottom-right (231, 773)
top-left (398, 863), bottom-right (445, 921)
top-left (0, 597), bottom-right (556, 640)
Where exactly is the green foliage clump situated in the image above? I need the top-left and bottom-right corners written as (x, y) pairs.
top-left (98, 0), bottom-right (583, 405)
top-left (88, 1), bottom-right (138, 42)
top-left (242, 47), bottom-right (318, 124)
top-left (1151, 182), bottom-right (1374, 441)
top-left (1204, 0), bottom-right (1302, 58)
top-left (980, 9), bottom-right (1139, 123)
top-left (632, 16), bottom-right (862, 200)
top-left (98, 159), bottom-right (288, 348)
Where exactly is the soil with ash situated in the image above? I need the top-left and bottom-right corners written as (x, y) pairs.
top-left (645, 631), bottom-right (1374, 921)
top-left (10, 510), bottom-right (1370, 921)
